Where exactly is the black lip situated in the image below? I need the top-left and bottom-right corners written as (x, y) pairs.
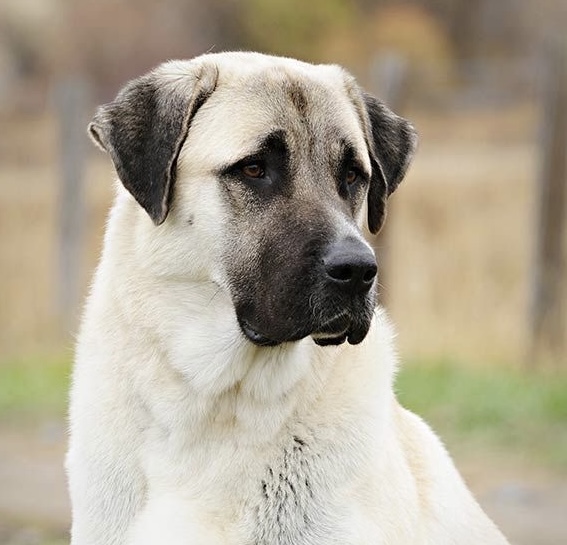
top-left (239, 320), bottom-right (280, 347)
top-left (346, 329), bottom-right (366, 345)
top-left (237, 297), bottom-right (373, 348)
top-left (313, 334), bottom-right (348, 346)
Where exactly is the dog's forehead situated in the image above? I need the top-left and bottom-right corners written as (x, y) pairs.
top-left (176, 56), bottom-right (369, 172)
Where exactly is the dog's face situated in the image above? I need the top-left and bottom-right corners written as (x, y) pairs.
top-left (89, 53), bottom-right (417, 347)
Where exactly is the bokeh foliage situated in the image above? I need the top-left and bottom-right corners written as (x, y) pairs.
top-left (237, 0), bottom-right (356, 61)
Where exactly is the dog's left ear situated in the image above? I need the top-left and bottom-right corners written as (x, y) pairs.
top-left (88, 63), bottom-right (218, 225)
top-left (362, 93), bottom-right (418, 234)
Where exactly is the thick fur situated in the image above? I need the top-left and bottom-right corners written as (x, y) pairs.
top-left (68, 52), bottom-right (509, 545)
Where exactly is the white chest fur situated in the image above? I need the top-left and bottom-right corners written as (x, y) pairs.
top-left (126, 363), bottom-right (415, 545)
top-left (116, 301), bottom-right (411, 545)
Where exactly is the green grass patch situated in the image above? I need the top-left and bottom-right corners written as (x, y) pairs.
top-left (0, 356), bottom-right (71, 417)
top-left (1, 354), bottom-right (566, 467)
top-left (396, 359), bottom-right (567, 467)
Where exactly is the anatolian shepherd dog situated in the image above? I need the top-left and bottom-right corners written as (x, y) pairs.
top-left (67, 52), bottom-right (510, 545)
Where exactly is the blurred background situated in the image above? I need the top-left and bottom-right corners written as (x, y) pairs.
top-left (0, 0), bottom-right (566, 544)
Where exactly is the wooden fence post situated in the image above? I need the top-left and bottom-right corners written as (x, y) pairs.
top-left (369, 54), bottom-right (410, 111)
top-left (530, 36), bottom-right (567, 367)
top-left (54, 75), bottom-right (90, 332)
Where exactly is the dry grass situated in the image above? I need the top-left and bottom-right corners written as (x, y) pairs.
top-left (0, 114), bottom-right (113, 357)
top-left (0, 105), bottom-right (549, 364)
top-left (386, 107), bottom-right (538, 362)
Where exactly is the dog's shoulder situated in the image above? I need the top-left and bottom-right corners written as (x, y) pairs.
top-left (393, 403), bottom-right (509, 544)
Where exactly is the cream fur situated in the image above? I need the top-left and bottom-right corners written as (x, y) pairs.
top-left (67, 53), bottom-right (509, 545)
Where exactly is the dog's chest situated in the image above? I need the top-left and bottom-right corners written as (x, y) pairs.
top-left (140, 422), bottom-right (367, 545)
top-left (239, 434), bottom-right (362, 545)
top-left (136, 365), bottom-right (389, 544)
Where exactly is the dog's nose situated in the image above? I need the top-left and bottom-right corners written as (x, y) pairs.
top-left (323, 238), bottom-right (377, 294)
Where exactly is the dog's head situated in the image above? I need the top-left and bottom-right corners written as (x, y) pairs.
top-left (89, 52), bottom-right (417, 347)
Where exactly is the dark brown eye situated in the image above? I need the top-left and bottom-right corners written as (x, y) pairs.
top-left (345, 169), bottom-right (359, 186)
top-left (242, 163), bottom-right (265, 178)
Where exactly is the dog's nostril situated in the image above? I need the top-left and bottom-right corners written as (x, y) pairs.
top-left (328, 263), bottom-right (376, 284)
top-left (363, 265), bottom-right (377, 284)
top-left (328, 264), bottom-right (354, 282)
top-left (325, 259), bottom-right (376, 293)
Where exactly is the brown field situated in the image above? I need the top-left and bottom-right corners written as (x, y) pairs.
top-left (0, 105), bottom-right (542, 365)
top-left (2, 103), bottom-right (566, 545)
top-left (388, 106), bottom-right (538, 364)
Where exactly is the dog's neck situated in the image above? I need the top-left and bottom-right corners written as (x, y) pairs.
top-left (86, 199), bottom-right (396, 443)
top-left (119, 278), bottom-right (339, 438)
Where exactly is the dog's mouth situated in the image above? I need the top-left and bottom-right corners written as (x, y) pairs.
top-left (313, 324), bottom-right (369, 346)
top-left (239, 312), bottom-right (365, 348)
top-left (310, 313), bottom-right (350, 346)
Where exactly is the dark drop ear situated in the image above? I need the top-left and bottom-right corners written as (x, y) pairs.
top-left (363, 93), bottom-right (417, 234)
top-left (88, 64), bottom-right (218, 225)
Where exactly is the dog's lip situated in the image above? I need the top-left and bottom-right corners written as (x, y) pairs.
top-left (239, 320), bottom-right (280, 347)
top-left (312, 311), bottom-right (349, 333)
top-left (312, 332), bottom-right (348, 346)
top-left (238, 312), bottom-right (360, 348)
top-left (312, 311), bottom-right (370, 346)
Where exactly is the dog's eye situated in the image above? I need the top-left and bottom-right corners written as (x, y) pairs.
top-left (241, 163), bottom-right (265, 179)
top-left (345, 169), bottom-right (359, 186)
top-left (338, 165), bottom-right (367, 199)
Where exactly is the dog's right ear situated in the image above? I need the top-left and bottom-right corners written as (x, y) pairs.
top-left (89, 63), bottom-right (218, 225)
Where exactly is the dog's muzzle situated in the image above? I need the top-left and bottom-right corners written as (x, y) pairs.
top-left (310, 237), bottom-right (377, 346)
top-left (237, 236), bottom-right (377, 348)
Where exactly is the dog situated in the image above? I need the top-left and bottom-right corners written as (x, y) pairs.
top-left (67, 52), bottom-right (510, 545)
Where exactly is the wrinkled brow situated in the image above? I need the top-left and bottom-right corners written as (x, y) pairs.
top-left (216, 129), bottom-right (288, 174)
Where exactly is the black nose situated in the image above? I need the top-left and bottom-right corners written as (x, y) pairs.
top-left (323, 237), bottom-right (377, 295)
